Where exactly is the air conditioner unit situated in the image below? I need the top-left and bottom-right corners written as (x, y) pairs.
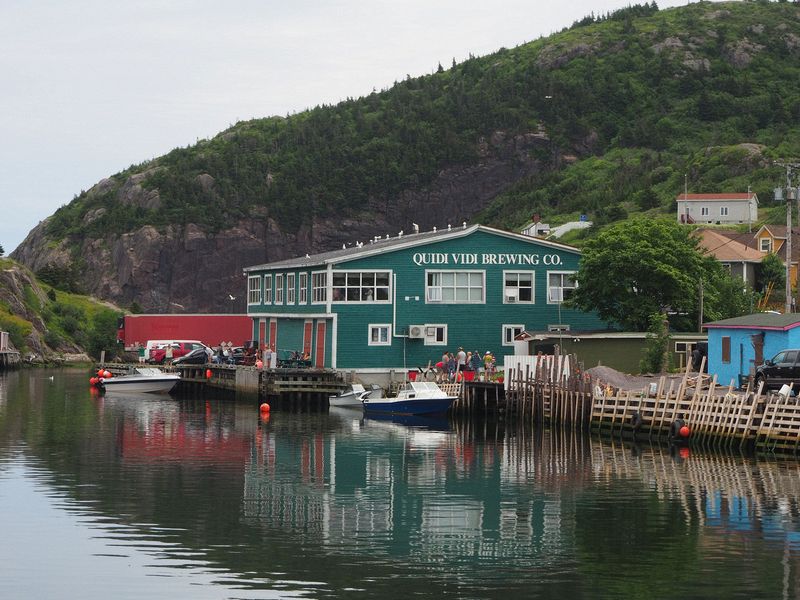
top-left (505, 290), bottom-right (518, 303)
top-left (408, 325), bottom-right (425, 339)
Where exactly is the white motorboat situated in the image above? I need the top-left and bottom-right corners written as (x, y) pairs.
top-left (329, 383), bottom-right (383, 407)
top-left (99, 367), bottom-right (180, 394)
top-left (362, 381), bottom-right (457, 416)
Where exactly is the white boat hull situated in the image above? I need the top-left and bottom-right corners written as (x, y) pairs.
top-left (99, 368), bottom-right (180, 394)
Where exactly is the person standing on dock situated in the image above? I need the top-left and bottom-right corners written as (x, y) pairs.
top-left (456, 347), bottom-right (467, 370)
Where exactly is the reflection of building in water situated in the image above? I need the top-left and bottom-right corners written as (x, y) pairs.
top-left (241, 420), bottom-right (800, 590)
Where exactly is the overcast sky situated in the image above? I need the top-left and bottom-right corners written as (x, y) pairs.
top-left (0, 0), bottom-right (706, 253)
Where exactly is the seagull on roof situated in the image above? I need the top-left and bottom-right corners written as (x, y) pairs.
top-left (228, 294), bottom-right (236, 300)
top-left (413, 223), bottom-right (419, 233)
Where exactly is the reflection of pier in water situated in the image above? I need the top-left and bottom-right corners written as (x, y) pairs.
top-left (242, 418), bottom-right (800, 582)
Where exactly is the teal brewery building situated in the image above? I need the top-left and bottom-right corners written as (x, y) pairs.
top-left (243, 225), bottom-right (608, 373)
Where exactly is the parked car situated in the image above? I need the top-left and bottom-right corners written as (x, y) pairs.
top-left (754, 349), bottom-right (800, 391)
top-left (172, 346), bottom-right (212, 366)
top-left (148, 341), bottom-right (208, 364)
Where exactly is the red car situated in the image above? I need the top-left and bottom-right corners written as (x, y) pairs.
top-left (148, 341), bottom-right (208, 364)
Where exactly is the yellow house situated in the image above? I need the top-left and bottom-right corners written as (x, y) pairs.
top-left (753, 225), bottom-right (799, 288)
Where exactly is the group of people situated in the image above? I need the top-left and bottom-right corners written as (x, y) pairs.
top-left (212, 341), bottom-right (237, 364)
top-left (436, 347), bottom-right (497, 381)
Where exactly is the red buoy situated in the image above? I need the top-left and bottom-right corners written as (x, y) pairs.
top-left (97, 369), bottom-right (104, 377)
top-left (103, 371), bottom-right (112, 379)
top-left (206, 369), bottom-right (213, 379)
top-left (260, 402), bottom-right (271, 413)
top-left (679, 425), bottom-right (691, 438)
top-left (89, 377), bottom-right (98, 385)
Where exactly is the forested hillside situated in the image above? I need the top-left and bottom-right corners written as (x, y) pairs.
top-left (13, 1), bottom-right (800, 312)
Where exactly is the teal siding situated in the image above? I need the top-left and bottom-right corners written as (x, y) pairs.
top-left (246, 228), bottom-right (612, 370)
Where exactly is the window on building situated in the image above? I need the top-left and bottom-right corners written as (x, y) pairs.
top-left (368, 324), bottom-right (391, 346)
top-left (503, 324), bottom-right (525, 346)
top-left (504, 271), bottom-right (534, 303)
top-left (674, 342), bottom-right (697, 354)
top-left (701, 206), bottom-right (709, 216)
top-left (547, 272), bottom-right (577, 303)
top-left (722, 336), bottom-right (731, 364)
top-left (275, 274), bottom-right (284, 304)
top-left (720, 206), bottom-right (729, 216)
top-left (426, 271), bottom-right (484, 303)
top-left (299, 273), bottom-right (308, 304)
top-left (286, 273), bottom-right (296, 304)
top-left (247, 276), bottom-right (261, 305)
top-left (264, 275), bottom-right (272, 304)
top-left (760, 238), bottom-right (772, 253)
top-left (332, 271), bottom-right (390, 302)
top-left (312, 272), bottom-right (327, 303)
top-left (424, 324), bottom-right (447, 346)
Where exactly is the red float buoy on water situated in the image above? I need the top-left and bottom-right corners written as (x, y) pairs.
top-left (679, 425), bottom-right (691, 438)
top-left (206, 369), bottom-right (213, 379)
top-left (260, 402), bottom-right (271, 413)
top-left (97, 369), bottom-right (104, 377)
top-left (89, 377), bottom-right (97, 385)
top-left (103, 370), bottom-right (112, 379)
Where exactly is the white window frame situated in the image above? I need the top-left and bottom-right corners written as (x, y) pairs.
top-left (760, 238), bottom-right (772, 253)
top-left (720, 206), bottom-right (729, 216)
top-left (503, 271), bottom-right (535, 304)
top-left (312, 271), bottom-right (328, 304)
top-left (423, 324), bottom-right (447, 346)
top-left (299, 273), bottom-right (308, 304)
top-left (247, 275), bottom-right (262, 305)
top-left (368, 324), bottom-right (392, 346)
top-left (275, 274), bottom-right (284, 305)
top-left (331, 270), bottom-right (392, 303)
top-left (502, 324), bottom-right (525, 346)
top-left (547, 271), bottom-right (577, 304)
top-left (701, 206), bottom-right (709, 216)
top-left (286, 273), bottom-right (296, 305)
top-left (264, 274), bottom-right (272, 304)
top-left (425, 270), bottom-right (485, 304)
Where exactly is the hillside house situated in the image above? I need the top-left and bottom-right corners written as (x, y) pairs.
top-left (676, 192), bottom-right (758, 226)
top-left (693, 229), bottom-right (766, 287)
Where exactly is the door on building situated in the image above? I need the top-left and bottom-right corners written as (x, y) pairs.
top-left (303, 321), bottom-right (313, 357)
top-left (269, 320), bottom-right (277, 351)
top-left (258, 320), bottom-right (266, 350)
top-left (315, 322), bottom-right (326, 368)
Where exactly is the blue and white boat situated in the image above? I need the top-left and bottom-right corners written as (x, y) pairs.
top-left (361, 381), bottom-right (457, 416)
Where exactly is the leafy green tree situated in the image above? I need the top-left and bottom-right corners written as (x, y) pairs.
top-left (86, 310), bottom-right (122, 360)
top-left (757, 252), bottom-right (785, 294)
top-left (569, 218), bottom-right (709, 330)
top-left (0, 243), bottom-right (4, 256)
top-left (640, 312), bottom-right (671, 373)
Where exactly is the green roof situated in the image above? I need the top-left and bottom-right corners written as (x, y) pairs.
top-left (705, 313), bottom-right (800, 330)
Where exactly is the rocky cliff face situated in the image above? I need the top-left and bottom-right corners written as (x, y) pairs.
top-left (0, 261), bottom-right (85, 359)
top-left (12, 130), bottom-right (555, 313)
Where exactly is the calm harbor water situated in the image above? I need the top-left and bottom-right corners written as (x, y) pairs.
top-left (1, 369), bottom-right (800, 599)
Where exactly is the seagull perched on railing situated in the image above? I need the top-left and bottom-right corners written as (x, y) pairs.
top-left (228, 294), bottom-right (236, 300)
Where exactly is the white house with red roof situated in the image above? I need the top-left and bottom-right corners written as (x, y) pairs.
top-left (676, 192), bottom-right (758, 225)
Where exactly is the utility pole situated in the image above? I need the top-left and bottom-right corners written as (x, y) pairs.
top-left (698, 278), bottom-right (704, 333)
top-left (777, 162), bottom-right (800, 313)
top-left (787, 169), bottom-right (792, 314)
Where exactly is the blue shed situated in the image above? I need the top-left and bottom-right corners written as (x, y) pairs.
top-left (705, 313), bottom-right (800, 387)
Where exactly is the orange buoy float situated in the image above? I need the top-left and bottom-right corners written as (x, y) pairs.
top-left (89, 377), bottom-right (98, 385)
top-left (260, 402), bottom-right (271, 413)
top-left (679, 425), bottom-right (691, 438)
top-left (97, 369), bottom-right (104, 377)
top-left (103, 371), bottom-right (112, 379)
top-left (206, 369), bottom-right (213, 379)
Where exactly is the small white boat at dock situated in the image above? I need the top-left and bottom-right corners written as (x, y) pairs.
top-left (99, 367), bottom-right (180, 394)
top-left (329, 383), bottom-right (383, 407)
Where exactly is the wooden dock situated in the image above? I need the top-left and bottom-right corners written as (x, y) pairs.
top-left (504, 355), bottom-right (800, 455)
top-left (99, 363), bottom-right (347, 398)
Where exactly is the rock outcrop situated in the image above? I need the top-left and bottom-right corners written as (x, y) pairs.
top-left (12, 130), bottom-right (554, 313)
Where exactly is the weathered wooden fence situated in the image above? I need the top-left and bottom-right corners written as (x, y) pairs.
top-left (505, 354), bottom-right (800, 455)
